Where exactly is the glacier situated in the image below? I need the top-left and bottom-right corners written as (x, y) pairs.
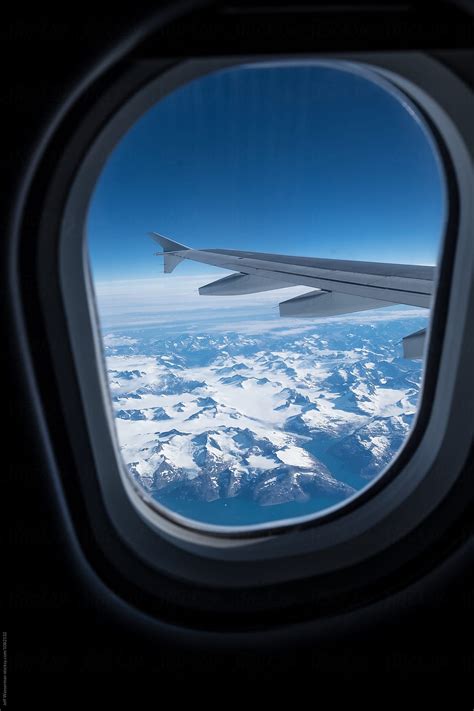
top-left (103, 314), bottom-right (427, 526)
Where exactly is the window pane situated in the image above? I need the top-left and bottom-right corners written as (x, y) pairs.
top-left (87, 62), bottom-right (445, 528)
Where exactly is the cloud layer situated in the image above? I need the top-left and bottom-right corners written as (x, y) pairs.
top-left (94, 274), bottom-right (428, 333)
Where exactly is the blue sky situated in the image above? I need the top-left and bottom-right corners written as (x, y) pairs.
top-left (88, 62), bottom-right (445, 283)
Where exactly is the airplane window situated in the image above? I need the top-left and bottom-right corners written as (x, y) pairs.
top-left (87, 61), bottom-right (445, 530)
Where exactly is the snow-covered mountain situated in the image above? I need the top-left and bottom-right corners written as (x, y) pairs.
top-left (103, 315), bottom-right (427, 525)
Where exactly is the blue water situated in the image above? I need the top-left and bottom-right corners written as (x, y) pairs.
top-left (154, 489), bottom-right (347, 527)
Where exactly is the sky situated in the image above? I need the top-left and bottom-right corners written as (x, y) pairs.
top-left (87, 61), bottom-right (445, 328)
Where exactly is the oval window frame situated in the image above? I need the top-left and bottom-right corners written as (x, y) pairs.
top-left (48, 53), bottom-right (474, 587)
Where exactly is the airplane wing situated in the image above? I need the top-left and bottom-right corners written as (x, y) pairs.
top-left (149, 232), bottom-right (435, 358)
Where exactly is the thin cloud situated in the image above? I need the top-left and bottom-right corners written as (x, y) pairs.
top-left (94, 275), bottom-right (428, 331)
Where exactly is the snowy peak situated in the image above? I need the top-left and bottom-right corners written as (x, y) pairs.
top-left (106, 316), bottom-right (427, 521)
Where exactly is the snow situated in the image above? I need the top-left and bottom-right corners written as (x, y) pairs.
top-left (363, 387), bottom-right (409, 417)
top-left (247, 454), bottom-right (278, 470)
top-left (276, 446), bottom-right (314, 468)
top-left (100, 315), bottom-right (427, 520)
top-left (161, 436), bottom-right (198, 472)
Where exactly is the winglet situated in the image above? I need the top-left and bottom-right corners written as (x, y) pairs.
top-left (148, 232), bottom-right (189, 273)
top-left (148, 232), bottom-right (189, 252)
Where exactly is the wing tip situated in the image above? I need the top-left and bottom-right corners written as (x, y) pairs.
top-left (148, 232), bottom-right (189, 252)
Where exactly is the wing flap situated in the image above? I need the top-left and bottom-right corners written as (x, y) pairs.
top-left (199, 272), bottom-right (293, 295)
top-left (402, 328), bottom-right (427, 359)
top-left (279, 290), bottom-right (393, 317)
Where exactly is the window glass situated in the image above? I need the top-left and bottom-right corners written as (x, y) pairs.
top-left (88, 62), bottom-right (445, 528)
